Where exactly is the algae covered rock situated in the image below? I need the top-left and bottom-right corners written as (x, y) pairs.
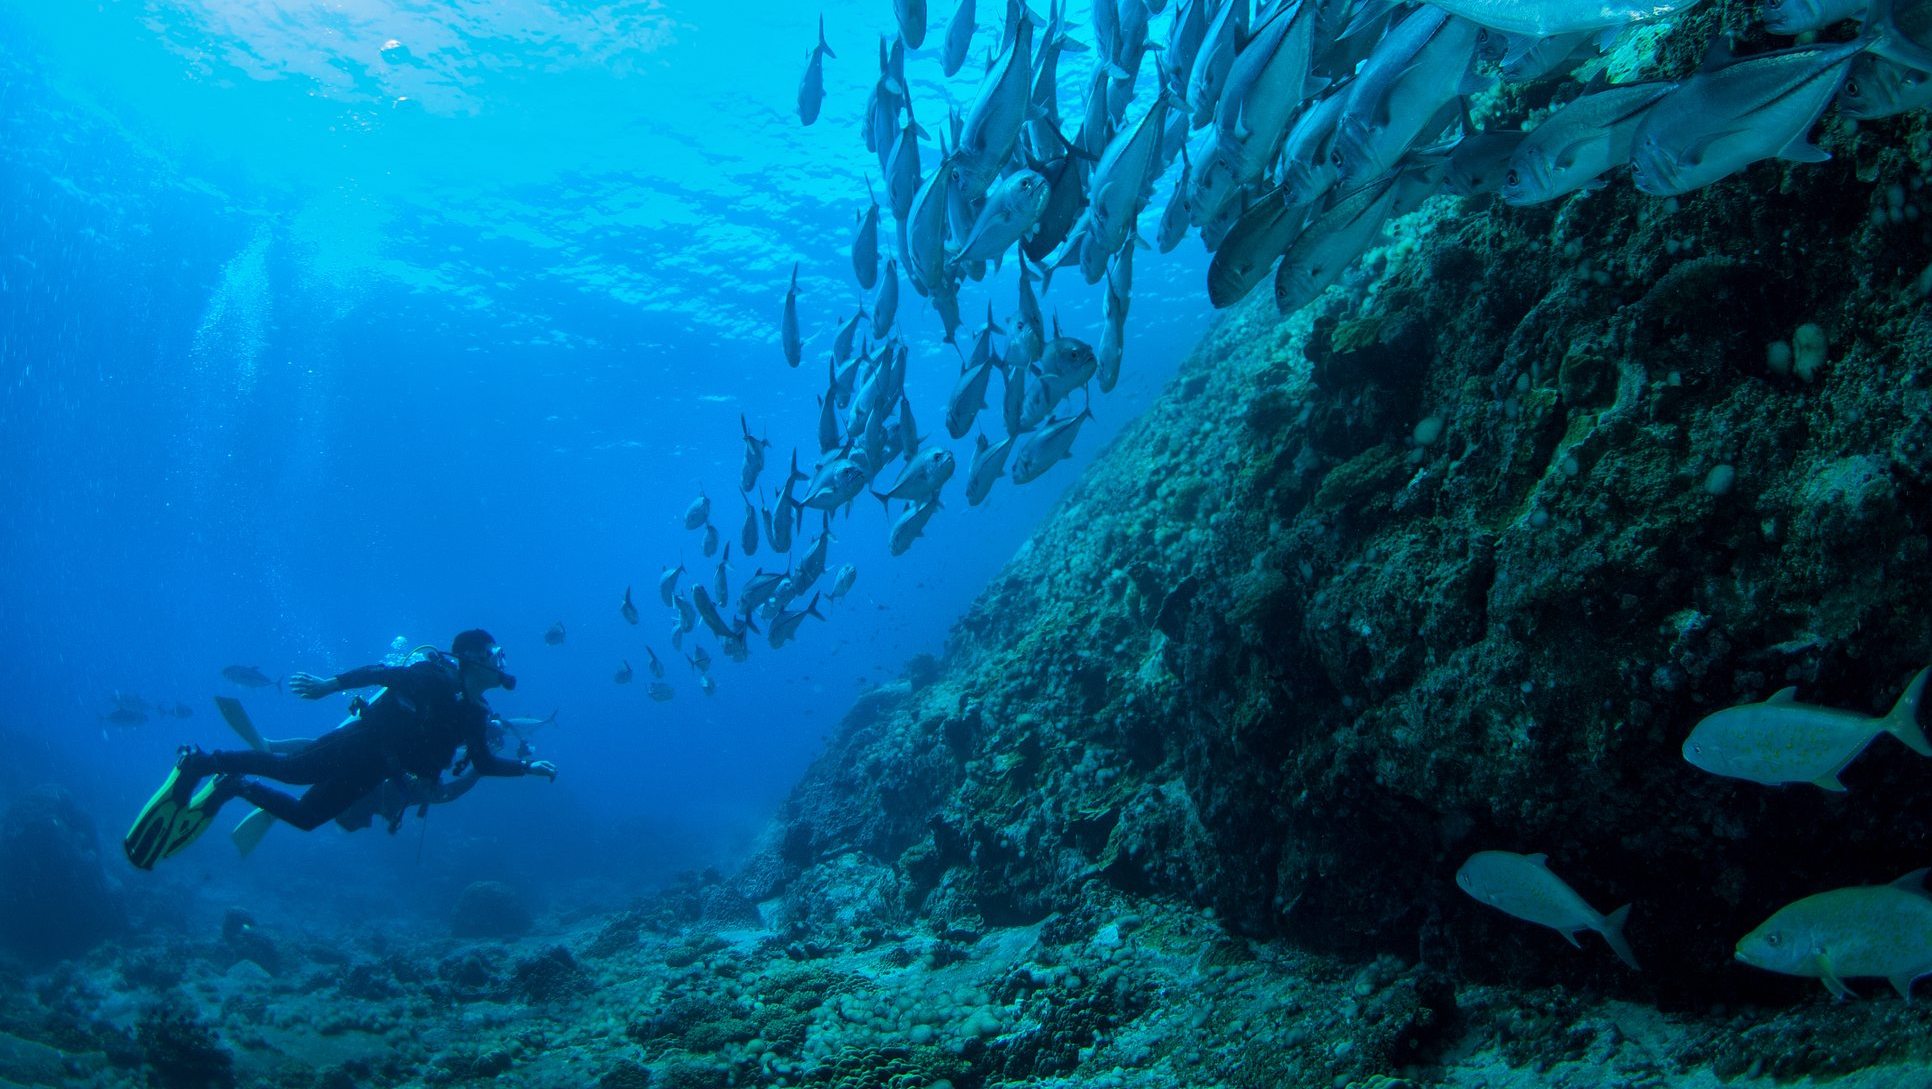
top-left (450, 880), bottom-right (532, 939)
top-left (0, 786), bottom-right (125, 964)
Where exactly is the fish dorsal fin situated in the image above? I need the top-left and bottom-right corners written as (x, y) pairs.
top-left (1767, 686), bottom-right (1799, 704)
top-left (1581, 68), bottom-right (1611, 95)
top-left (1526, 853), bottom-right (1549, 866)
top-left (1892, 868), bottom-right (1932, 895)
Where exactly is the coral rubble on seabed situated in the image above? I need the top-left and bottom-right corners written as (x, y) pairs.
top-left (1, 878), bottom-right (1931, 1088)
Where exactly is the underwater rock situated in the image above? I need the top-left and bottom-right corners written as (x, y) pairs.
top-left (0, 786), bottom-right (125, 964)
top-left (136, 1006), bottom-right (234, 1089)
top-left (449, 880), bottom-right (532, 939)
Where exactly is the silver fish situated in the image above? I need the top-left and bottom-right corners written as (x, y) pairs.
top-left (1275, 163), bottom-right (1439, 313)
top-left (818, 391), bottom-right (842, 453)
top-left (897, 0), bottom-right (929, 49)
top-left (1630, 37), bottom-right (1864, 197)
top-left (719, 624), bottom-right (752, 663)
top-left (713, 543), bottom-right (731, 608)
top-left (1420, 0), bottom-right (1706, 36)
top-left (739, 413), bottom-right (770, 493)
top-left (1010, 407), bottom-right (1093, 485)
top-left (888, 499), bottom-right (944, 555)
top-left (781, 263), bottom-right (803, 368)
top-left (947, 323), bottom-right (1000, 439)
top-left (1156, 145), bottom-right (1192, 253)
top-left (873, 258), bottom-right (901, 336)
top-left (875, 447), bottom-right (956, 507)
top-left (1035, 334), bottom-right (1099, 405)
top-left (1839, 50), bottom-right (1932, 118)
top-left (953, 170), bottom-right (1050, 268)
top-left (1457, 850), bottom-right (1639, 970)
top-left (739, 568), bottom-right (787, 615)
top-left (1059, 95), bottom-right (1170, 284)
top-left (804, 456), bottom-right (867, 511)
top-left (1838, 0), bottom-right (1932, 118)
top-left (691, 585), bottom-right (734, 639)
top-left (682, 486), bottom-right (710, 530)
top-left (1026, 127), bottom-right (1089, 254)
top-left (1160, 0), bottom-right (1211, 101)
top-left (1333, 8), bottom-right (1483, 187)
top-left (1763, 0), bottom-right (1865, 34)
top-left (674, 593), bottom-right (698, 635)
top-left (701, 521), bottom-right (720, 557)
top-left (1002, 355), bottom-right (1029, 437)
top-left (614, 660), bottom-right (633, 685)
top-left (955, 16), bottom-right (1037, 201)
top-left (886, 100), bottom-right (926, 223)
top-left (689, 645), bottom-right (712, 673)
top-left (1207, 0), bottom-right (1321, 194)
top-left (659, 563), bottom-right (683, 607)
top-left (1682, 669), bottom-right (1929, 790)
top-left (1501, 78), bottom-right (1676, 205)
top-left (1097, 302), bottom-right (1125, 394)
top-left (828, 563), bottom-right (858, 601)
top-left (966, 432), bottom-right (1015, 505)
top-left (1279, 84), bottom-right (1351, 207)
top-left (943, 0), bottom-right (977, 77)
top-left (1187, 0), bottom-right (1243, 128)
top-left (854, 178), bottom-right (880, 290)
top-left (1207, 185), bottom-right (1305, 309)
top-left (907, 152), bottom-right (961, 296)
top-left (772, 453), bottom-right (805, 553)
top-left (646, 647), bottom-right (665, 679)
top-left (832, 311), bottom-right (863, 363)
top-left (769, 593), bottom-right (826, 649)
top-left (621, 585), bottom-right (639, 625)
top-left (799, 15), bottom-right (836, 126)
top-left (648, 682), bottom-right (675, 702)
top-left (797, 526), bottom-right (833, 590)
top-left (1444, 118), bottom-right (1529, 196)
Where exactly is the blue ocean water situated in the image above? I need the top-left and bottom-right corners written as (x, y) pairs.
top-left (0, 1), bottom-right (1207, 916)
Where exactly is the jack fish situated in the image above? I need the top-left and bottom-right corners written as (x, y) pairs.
top-left (1457, 850), bottom-right (1639, 969)
top-left (1681, 668), bottom-right (1930, 790)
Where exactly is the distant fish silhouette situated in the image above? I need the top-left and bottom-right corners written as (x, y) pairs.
top-left (221, 665), bottom-right (279, 691)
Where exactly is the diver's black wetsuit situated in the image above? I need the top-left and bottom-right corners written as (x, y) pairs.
top-left (209, 658), bottom-right (528, 830)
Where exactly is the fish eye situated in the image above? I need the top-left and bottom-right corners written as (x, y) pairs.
top-left (1330, 149), bottom-right (1344, 167)
top-left (1505, 169), bottom-right (1519, 187)
top-left (1846, 79), bottom-right (1861, 96)
top-left (1766, 933), bottom-right (1781, 947)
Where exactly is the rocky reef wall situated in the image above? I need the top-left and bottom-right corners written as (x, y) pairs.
top-left (741, 2), bottom-right (1932, 1011)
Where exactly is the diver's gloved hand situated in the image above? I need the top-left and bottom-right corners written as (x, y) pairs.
top-left (288, 673), bottom-right (339, 700)
top-left (523, 760), bottom-right (559, 781)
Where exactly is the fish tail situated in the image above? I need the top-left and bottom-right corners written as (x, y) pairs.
top-left (818, 14), bottom-right (836, 60)
top-left (1884, 667), bottom-right (1932, 757)
top-left (1862, 0), bottom-right (1932, 70)
top-left (1598, 904), bottom-right (1640, 971)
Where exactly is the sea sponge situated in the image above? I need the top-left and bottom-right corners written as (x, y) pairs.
top-left (1792, 323), bottom-right (1828, 383)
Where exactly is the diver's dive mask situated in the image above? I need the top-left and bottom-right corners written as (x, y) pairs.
top-left (468, 644), bottom-right (517, 691)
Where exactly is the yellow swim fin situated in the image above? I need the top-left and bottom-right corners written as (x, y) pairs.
top-left (230, 807), bottom-right (277, 857)
top-left (216, 696), bottom-right (270, 752)
top-left (124, 765), bottom-right (226, 871)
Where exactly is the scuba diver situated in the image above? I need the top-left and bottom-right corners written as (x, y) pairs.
top-left (125, 629), bottom-right (557, 870)
top-left (215, 697), bottom-right (552, 854)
